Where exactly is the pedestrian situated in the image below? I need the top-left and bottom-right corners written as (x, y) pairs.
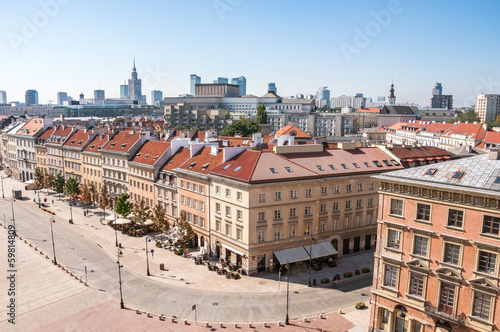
top-left (151, 249), bottom-right (154, 257)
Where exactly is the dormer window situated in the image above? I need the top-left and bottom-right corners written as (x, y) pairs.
top-left (144, 154), bottom-right (149, 159)
top-left (77, 140), bottom-right (83, 145)
top-left (121, 143), bottom-right (127, 148)
top-left (188, 162), bottom-right (197, 169)
top-left (202, 163), bottom-right (210, 170)
top-left (70, 139), bottom-right (76, 144)
top-left (136, 152), bottom-right (141, 157)
top-left (110, 142), bottom-right (116, 147)
top-left (153, 155), bottom-right (158, 160)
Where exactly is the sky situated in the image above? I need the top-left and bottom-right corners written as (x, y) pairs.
top-left (1, 0), bottom-right (499, 107)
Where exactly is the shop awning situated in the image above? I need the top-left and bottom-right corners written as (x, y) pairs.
top-left (222, 244), bottom-right (245, 257)
top-left (304, 241), bottom-right (338, 259)
top-left (273, 246), bottom-right (311, 264)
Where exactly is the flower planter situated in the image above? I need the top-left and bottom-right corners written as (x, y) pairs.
top-left (355, 270), bottom-right (360, 275)
top-left (321, 278), bottom-right (330, 284)
top-left (362, 267), bottom-right (371, 273)
top-left (334, 274), bottom-right (341, 281)
top-left (344, 272), bottom-right (353, 278)
top-left (355, 302), bottom-right (365, 309)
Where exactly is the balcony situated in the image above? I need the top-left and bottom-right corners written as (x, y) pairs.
top-left (424, 301), bottom-right (466, 326)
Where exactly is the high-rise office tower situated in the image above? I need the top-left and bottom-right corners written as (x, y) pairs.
top-left (120, 81), bottom-right (129, 99)
top-left (0, 91), bottom-right (7, 104)
top-left (94, 89), bottom-right (105, 100)
top-left (231, 76), bottom-right (246, 96)
top-left (190, 74), bottom-right (201, 95)
top-left (128, 59), bottom-right (142, 101)
top-left (213, 77), bottom-right (228, 84)
top-left (25, 89), bottom-right (39, 105)
top-left (268, 83), bottom-right (277, 94)
top-left (430, 83), bottom-right (453, 109)
top-left (151, 90), bottom-right (163, 104)
top-left (317, 87), bottom-right (331, 107)
top-left (56, 92), bottom-right (67, 105)
top-left (432, 82), bottom-right (443, 96)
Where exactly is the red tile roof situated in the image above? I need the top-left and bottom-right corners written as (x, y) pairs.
top-left (16, 118), bottom-right (46, 136)
top-left (101, 130), bottom-right (141, 152)
top-left (219, 136), bottom-right (252, 147)
top-left (83, 134), bottom-right (110, 154)
top-left (275, 125), bottom-right (311, 139)
top-left (477, 131), bottom-right (500, 148)
top-left (62, 129), bottom-right (93, 149)
top-left (358, 107), bottom-right (380, 113)
top-left (441, 122), bottom-right (488, 140)
top-left (129, 140), bottom-right (171, 166)
top-left (421, 122), bottom-right (454, 134)
top-left (210, 150), bottom-right (261, 181)
top-left (161, 146), bottom-right (191, 172)
top-left (37, 127), bottom-right (55, 141)
top-left (389, 146), bottom-right (452, 159)
top-left (46, 125), bottom-right (75, 145)
top-left (177, 146), bottom-right (224, 174)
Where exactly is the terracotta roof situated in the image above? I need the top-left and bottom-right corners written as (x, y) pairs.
top-left (83, 134), bottom-right (110, 154)
top-left (129, 140), bottom-right (171, 166)
top-left (192, 131), bottom-right (206, 141)
top-left (421, 122), bottom-right (454, 134)
top-left (219, 136), bottom-right (252, 147)
top-left (441, 122), bottom-right (488, 140)
top-left (177, 146), bottom-right (224, 174)
top-left (275, 125), bottom-right (311, 139)
top-left (210, 150), bottom-right (260, 181)
top-left (46, 125), bottom-right (75, 145)
top-left (63, 129), bottom-right (93, 149)
top-left (161, 146), bottom-right (191, 172)
top-left (101, 130), bottom-right (141, 152)
top-left (16, 118), bottom-right (46, 136)
top-left (358, 107), bottom-right (380, 113)
top-left (476, 131), bottom-right (500, 148)
top-left (389, 146), bottom-right (452, 160)
top-left (37, 127), bottom-right (55, 141)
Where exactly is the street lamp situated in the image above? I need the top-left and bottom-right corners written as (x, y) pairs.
top-left (285, 261), bottom-right (290, 325)
top-left (50, 218), bottom-right (57, 265)
top-left (11, 198), bottom-right (16, 236)
top-left (37, 189), bottom-right (41, 208)
top-left (308, 233), bottom-right (314, 287)
top-left (117, 250), bottom-right (125, 309)
top-left (145, 237), bottom-right (151, 276)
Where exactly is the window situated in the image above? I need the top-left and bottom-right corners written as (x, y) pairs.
top-left (304, 224), bottom-right (310, 235)
top-left (390, 199), bottom-right (403, 216)
top-left (215, 203), bottom-right (221, 213)
top-left (364, 162), bottom-right (371, 168)
top-left (369, 182), bottom-right (375, 190)
top-left (452, 171), bottom-right (465, 179)
top-left (367, 213), bottom-right (373, 224)
top-left (341, 163), bottom-right (348, 169)
top-left (425, 168), bottom-right (437, 176)
top-left (473, 292), bottom-right (492, 320)
top-left (332, 218), bottom-right (338, 230)
top-left (193, 215), bottom-right (198, 225)
top-left (316, 165), bottom-right (324, 171)
top-left (329, 164), bottom-right (336, 170)
top-left (193, 200), bottom-right (198, 210)
top-left (274, 228), bottom-right (281, 240)
top-left (387, 229), bottom-right (401, 249)
top-left (416, 203), bottom-right (431, 221)
top-left (225, 206), bottom-right (231, 217)
top-left (200, 217), bottom-right (205, 228)
top-left (215, 186), bottom-right (220, 194)
top-left (373, 160), bottom-right (382, 167)
top-left (346, 184), bottom-right (352, 192)
top-left (258, 212), bottom-right (266, 221)
top-left (290, 190), bottom-right (297, 199)
top-left (200, 186), bottom-right (205, 194)
top-left (274, 210), bottom-right (281, 219)
top-left (258, 230), bottom-right (265, 243)
top-left (443, 243), bottom-right (460, 265)
top-left (200, 201), bottom-right (205, 212)
top-left (226, 188), bottom-right (231, 198)
top-left (345, 200), bottom-right (351, 209)
top-left (289, 208), bottom-right (297, 217)
top-left (413, 236), bottom-right (428, 257)
top-left (237, 228), bottom-right (242, 241)
top-left (269, 167), bottom-right (278, 174)
top-left (187, 197), bottom-right (191, 207)
top-left (304, 206), bottom-right (311, 216)
top-left (355, 215), bottom-right (361, 226)
top-left (447, 209), bottom-right (463, 228)
top-left (216, 220), bottom-right (221, 232)
top-left (384, 265), bottom-right (398, 288)
top-left (320, 203), bottom-right (327, 213)
top-left (180, 180), bottom-right (185, 188)
top-left (321, 186), bottom-right (328, 195)
top-left (289, 226), bottom-right (296, 238)
top-left (285, 166), bottom-right (292, 173)
top-left (237, 191), bottom-right (242, 201)
top-left (187, 182), bottom-right (191, 190)
top-left (353, 163), bottom-right (360, 168)
top-left (258, 193), bottom-right (266, 202)
top-left (275, 191), bottom-right (282, 201)
top-left (439, 283), bottom-right (455, 314)
top-left (225, 224), bottom-right (231, 236)
top-left (237, 210), bottom-right (243, 220)
top-left (305, 188), bottom-right (312, 197)
top-left (368, 198), bottom-right (374, 207)
top-left (193, 184), bottom-right (197, 192)
top-left (482, 215), bottom-right (500, 235)
top-left (333, 202), bottom-right (339, 211)
top-left (477, 251), bottom-right (496, 274)
top-left (356, 199), bottom-right (362, 208)
top-left (357, 183), bottom-right (363, 191)
top-left (409, 273), bottom-right (424, 297)
top-left (344, 216), bottom-right (351, 228)
top-left (181, 195), bottom-right (186, 205)
top-left (334, 185), bottom-right (340, 194)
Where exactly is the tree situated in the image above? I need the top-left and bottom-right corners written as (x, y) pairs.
top-left (65, 177), bottom-right (80, 200)
top-left (115, 193), bottom-right (132, 218)
top-left (225, 109), bottom-right (231, 120)
top-left (220, 118), bottom-right (260, 137)
top-left (448, 110), bottom-right (480, 123)
top-left (44, 173), bottom-right (54, 194)
top-left (133, 200), bottom-right (151, 228)
top-left (34, 167), bottom-right (45, 188)
top-left (152, 203), bottom-right (169, 233)
top-left (98, 185), bottom-right (111, 217)
top-left (80, 184), bottom-right (93, 214)
top-left (176, 211), bottom-right (194, 249)
top-left (256, 103), bottom-right (268, 124)
top-left (88, 183), bottom-right (98, 204)
top-left (52, 173), bottom-right (65, 196)
top-left (113, 117), bottom-right (126, 123)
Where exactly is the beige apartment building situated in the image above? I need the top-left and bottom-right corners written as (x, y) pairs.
top-left (82, 134), bottom-right (109, 191)
top-left (62, 128), bottom-right (96, 182)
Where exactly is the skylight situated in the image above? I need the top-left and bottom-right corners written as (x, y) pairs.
top-left (390, 160), bottom-right (400, 166)
top-left (382, 160), bottom-right (392, 166)
top-left (373, 161), bottom-right (383, 167)
top-left (223, 164), bottom-right (231, 170)
top-left (363, 162), bottom-right (371, 168)
top-left (352, 163), bottom-right (360, 168)
top-left (270, 168), bottom-right (278, 174)
top-left (328, 164), bottom-right (336, 170)
top-left (341, 164), bottom-right (348, 169)
top-left (425, 168), bottom-right (437, 176)
top-left (202, 163), bottom-right (210, 170)
top-left (242, 140), bottom-right (249, 145)
top-left (494, 177), bottom-right (500, 184)
top-left (285, 167), bottom-right (292, 173)
top-left (316, 165), bottom-right (324, 171)
top-left (233, 166), bottom-right (242, 172)
top-left (189, 161), bottom-right (197, 169)
top-left (452, 171), bottom-right (465, 179)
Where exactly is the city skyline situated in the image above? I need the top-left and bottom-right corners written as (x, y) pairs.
top-left (1, 0), bottom-right (499, 106)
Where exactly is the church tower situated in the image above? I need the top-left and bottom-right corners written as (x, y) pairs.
top-left (387, 82), bottom-right (396, 106)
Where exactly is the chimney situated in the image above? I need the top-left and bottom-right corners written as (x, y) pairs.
top-left (489, 148), bottom-right (500, 160)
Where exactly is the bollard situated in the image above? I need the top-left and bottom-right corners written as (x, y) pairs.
top-left (319, 313), bottom-right (323, 319)
top-left (303, 317), bottom-right (307, 322)
top-left (278, 321), bottom-right (282, 326)
top-left (219, 322), bottom-right (224, 328)
top-left (136, 310), bottom-right (140, 314)
top-left (184, 319), bottom-right (188, 325)
top-left (159, 315), bottom-right (164, 321)
top-left (234, 323), bottom-right (238, 328)
top-left (171, 318), bottom-right (176, 323)
top-left (338, 309), bottom-right (342, 314)
top-left (205, 322), bottom-right (209, 327)
top-left (249, 322), bottom-right (253, 328)
top-left (263, 322), bottom-right (267, 327)
top-left (147, 313), bottom-right (152, 318)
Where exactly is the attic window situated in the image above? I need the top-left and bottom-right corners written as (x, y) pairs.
top-left (382, 160), bottom-right (392, 166)
top-left (352, 163), bottom-right (360, 168)
top-left (328, 164), bottom-right (336, 170)
top-left (233, 166), bottom-right (242, 172)
top-left (285, 167), bottom-right (292, 173)
top-left (341, 164), bottom-right (348, 169)
top-left (201, 163), bottom-right (210, 170)
top-left (373, 161), bottom-right (383, 167)
top-left (70, 139), bottom-right (76, 144)
top-left (144, 154), bottom-right (149, 159)
top-left (189, 161), bottom-right (197, 169)
top-left (223, 164), bottom-right (231, 170)
top-left (494, 177), bottom-right (500, 184)
top-left (452, 171), bottom-right (465, 179)
top-left (425, 168), bottom-right (437, 176)
top-left (390, 159), bottom-right (400, 166)
top-left (316, 165), bottom-right (324, 171)
top-left (270, 167), bottom-right (278, 174)
top-left (153, 155), bottom-right (158, 160)
top-left (110, 142), bottom-right (116, 147)
top-left (363, 162), bottom-right (371, 167)
top-left (121, 143), bottom-right (127, 148)
top-left (78, 140), bottom-right (83, 145)
top-left (90, 144), bottom-right (95, 149)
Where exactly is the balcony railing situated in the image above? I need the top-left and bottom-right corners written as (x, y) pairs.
top-left (424, 301), bottom-right (467, 326)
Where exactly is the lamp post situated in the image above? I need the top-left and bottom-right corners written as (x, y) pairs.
top-left (113, 197), bottom-right (119, 247)
top-left (37, 189), bottom-right (41, 208)
top-left (11, 198), bottom-right (16, 235)
top-left (50, 218), bottom-right (57, 265)
top-left (285, 261), bottom-right (290, 325)
top-left (145, 237), bottom-right (151, 276)
top-left (308, 233), bottom-right (314, 287)
top-left (117, 250), bottom-right (125, 309)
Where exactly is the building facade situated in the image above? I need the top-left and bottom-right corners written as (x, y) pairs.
top-left (476, 94), bottom-right (500, 123)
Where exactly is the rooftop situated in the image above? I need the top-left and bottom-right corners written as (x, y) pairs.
top-left (83, 134), bottom-right (110, 154)
top-left (129, 140), bottom-right (170, 166)
top-left (275, 124), bottom-right (311, 140)
top-left (62, 129), bottom-right (92, 149)
top-left (101, 130), bottom-right (141, 153)
top-left (178, 146), bottom-right (224, 174)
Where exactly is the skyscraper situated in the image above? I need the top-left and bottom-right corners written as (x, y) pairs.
top-left (151, 90), bottom-right (163, 104)
top-left (432, 82), bottom-right (442, 96)
top-left (120, 82), bottom-right (129, 99)
top-left (317, 87), bottom-right (331, 107)
top-left (56, 92), bottom-right (67, 105)
top-left (268, 83), bottom-right (277, 94)
top-left (475, 94), bottom-right (500, 122)
top-left (94, 89), bottom-right (105, 100)
top-left (25, 90), bottom-right (39, 105)
top-left (213, 77), bottom-right (228, 84)
top-left (128, 59), bottom-right (142, 101)
top-left (0, 91), bottom-right (7, 104)
top-left (430, 83), bottom-right (453, 109)
top-left (190, 74), bottom-right (201, 95)
top-left (231, 76), bottom-right (246, 96)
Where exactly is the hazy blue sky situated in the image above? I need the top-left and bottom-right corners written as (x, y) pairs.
top-left (1, 0), bottom-right (499, 106)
